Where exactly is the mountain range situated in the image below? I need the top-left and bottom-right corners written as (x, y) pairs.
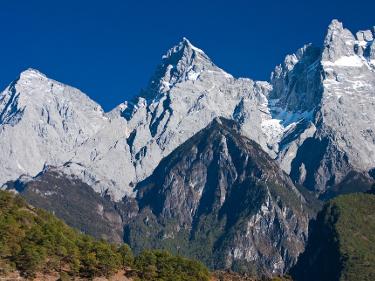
top-left (1, 19), bottom-right (375, 277)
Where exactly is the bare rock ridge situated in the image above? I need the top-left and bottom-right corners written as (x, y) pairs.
top-left (1, 19), bottom-right (375, 201)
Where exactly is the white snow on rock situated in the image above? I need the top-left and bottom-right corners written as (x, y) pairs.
top-left (322, 55), bottom-right (365, 67)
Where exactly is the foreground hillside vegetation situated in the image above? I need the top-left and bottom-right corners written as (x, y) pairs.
top-left (292, 193), bottom-right (375, 281)
top-left (0, 190), bottom-right (210, 280)
top-left (2, 188), bottom-right (374, 281)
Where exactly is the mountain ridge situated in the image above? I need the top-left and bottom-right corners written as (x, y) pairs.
top-left (1, 19), bottom-right (375, 200)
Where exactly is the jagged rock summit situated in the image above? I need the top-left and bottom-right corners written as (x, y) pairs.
top-left (117, 37), bottom-right (277, 191)
top-left (145, 36), bottom-right (222, 96)
top-left (281, 19), bottom-right (375, 195)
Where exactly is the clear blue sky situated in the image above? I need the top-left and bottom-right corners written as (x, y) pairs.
top-left (1, 0), bottom-right (374, 111)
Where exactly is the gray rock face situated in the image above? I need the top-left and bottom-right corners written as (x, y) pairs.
top-left (126, 118), bottom-right (312, 276)
top-left (322, 19), bottom-right (357, 61)
top-left (371, 41), bottom-right (375, 59)
top-left (0, 69), bottom-right (110, 193)
top-left (270, 44), bottom-right (322, 113)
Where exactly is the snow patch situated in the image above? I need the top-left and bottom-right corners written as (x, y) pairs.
top-left (322, 55), bottom-right (364, 67)
top-left (356, 40), bottom-right (369, 47)
top-left (187, 69), bottom-right (201, 81)
top-left (271, 105), bottom-right (314, 127)
top-left (261, 119), bottom-right (284, 141)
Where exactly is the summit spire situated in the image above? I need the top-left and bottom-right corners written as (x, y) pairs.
top-left (147, 37), bottom-right (216, 94)
top-left (322, 19), bottom-right (356, 61)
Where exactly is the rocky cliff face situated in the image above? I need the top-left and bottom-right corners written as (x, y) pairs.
top-left (0, 70), bottom-right (108, 191)
top-left (125, 118), bottom-right (312, 276)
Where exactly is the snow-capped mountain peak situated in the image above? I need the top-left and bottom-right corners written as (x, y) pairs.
top-left (0, 69), bottom-right (108, 194)
top-left (18, 68), bottom-right (48, 81)
top-left (1, 19), bottom-right (375, 201)
top-left (162, 37), bottom-right (205, 58)
top-left (322, 19), bottom-right (357, 62)
top-left (147, 37), bottom-right (231, 95)
top-left (322, 19), bottom-right (375, 68)
top-left (161, 37), bottom-right (207, 61)
top-left (281, 19), bottom-right (375, 194)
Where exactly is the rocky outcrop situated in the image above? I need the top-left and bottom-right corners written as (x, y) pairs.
top-left (270, 44), bottom-right (322, 113)
top-left (125, 118), bottom-right (313, 276)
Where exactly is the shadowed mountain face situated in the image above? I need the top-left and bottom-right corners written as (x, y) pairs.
top-left (125, 118), bottom-right (313, 277)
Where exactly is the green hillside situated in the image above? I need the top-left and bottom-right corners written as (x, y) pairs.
top-left (291, 193), bottom-right (375, 281)
top-left (333, 193), bottom-right (375, 280)
top-left (0, 190), bottom-right (210, 281)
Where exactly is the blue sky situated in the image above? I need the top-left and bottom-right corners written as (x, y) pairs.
top-left (1, 0), bottom-right (374, 111)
